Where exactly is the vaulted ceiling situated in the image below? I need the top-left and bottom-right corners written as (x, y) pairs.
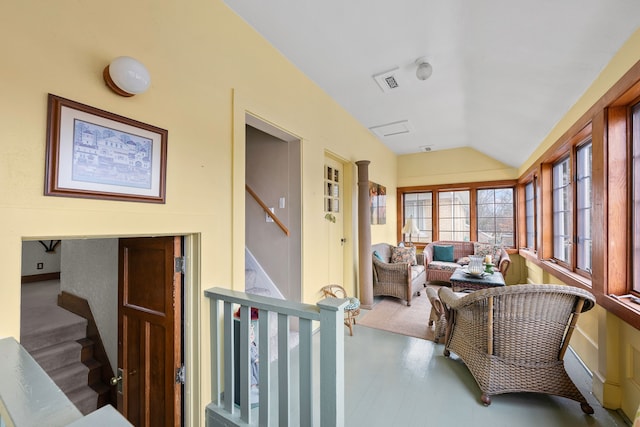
top-left (223, 0), bottom-right (640, 167)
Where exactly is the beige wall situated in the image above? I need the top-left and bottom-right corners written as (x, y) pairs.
top-left (0, 0), bottom-right (397, 423)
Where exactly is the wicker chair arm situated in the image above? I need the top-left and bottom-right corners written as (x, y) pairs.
top-left (496, 247), bottom-right (511, 275)
top-left (423, 245), bottom-right (434, 264)
top-left (372, 257), bottom-right (409, 272)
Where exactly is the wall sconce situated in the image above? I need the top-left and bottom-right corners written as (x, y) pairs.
top-left (415, 57), bottom-right (433, 81)
top-left (103, 56), bottom-right (151, 97)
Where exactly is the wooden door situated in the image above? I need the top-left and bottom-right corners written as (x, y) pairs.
top-left (324, 157), bottom-right (344, 284)
top-left (117, 237), bottom-right (182, 426)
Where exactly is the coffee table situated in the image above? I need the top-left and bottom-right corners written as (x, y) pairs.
top-left (449, 267), bottom-right (505, 292)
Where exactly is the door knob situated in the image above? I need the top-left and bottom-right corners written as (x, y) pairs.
top-left (111, 367), bottom-right (124, 393)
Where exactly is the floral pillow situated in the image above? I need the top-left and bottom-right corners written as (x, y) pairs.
top-left (473, 242), bottom-right (503, 265)
top-left (391, 245), bottom-right (416, 265)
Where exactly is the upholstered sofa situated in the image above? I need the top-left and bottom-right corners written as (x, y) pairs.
top-left (371, 243), bottom-right (426, 306)
top-left (423, 241), bottom-right (510, 283)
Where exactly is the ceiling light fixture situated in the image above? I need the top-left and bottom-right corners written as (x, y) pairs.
top-left (415, 57), bottom-right (433, 81)
top-left (103, 56), bottom-right (151, 97)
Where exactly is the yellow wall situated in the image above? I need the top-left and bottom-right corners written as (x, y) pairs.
top-left (398, 147), bottom-right (518, 187)
top-left (0, 0), bottom-right (397, 423)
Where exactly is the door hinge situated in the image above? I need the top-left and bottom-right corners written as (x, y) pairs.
top-left (175, 256), bottom-right (185, 274)
top-left (175, 364), bottom-right (186, 385)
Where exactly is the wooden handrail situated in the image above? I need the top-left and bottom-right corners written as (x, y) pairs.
top-left (246, 184), bottom-right (290, 236)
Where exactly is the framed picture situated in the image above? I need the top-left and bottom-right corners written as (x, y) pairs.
top-left (369, 181), bottom-right (386, 224)
top-left (45, 94), bottom-right (168, 203)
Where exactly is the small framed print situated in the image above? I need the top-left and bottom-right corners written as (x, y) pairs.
top-left (45, 94), bottom-right (168, 203)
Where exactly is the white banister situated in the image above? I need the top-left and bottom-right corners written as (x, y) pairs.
top-left (204, 287), bottom-right (346, 427)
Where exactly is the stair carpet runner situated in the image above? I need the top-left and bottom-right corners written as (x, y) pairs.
top-left (20, 282), bottom-right (109, 416)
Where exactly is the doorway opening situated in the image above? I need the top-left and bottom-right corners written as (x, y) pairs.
top-left (20, 235), bottom-right (196, 426)
top-left (244, 114), bottom-right (302, 302)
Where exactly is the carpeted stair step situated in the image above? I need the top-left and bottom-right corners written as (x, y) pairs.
top-left (67, 385), bottom-right (99, 416)
top-left (21, 317), bottom-right (87, 353)
top-left (29, 340), bottom-right (82, 372)
top-left (50, 361), bottom-right (90, 394)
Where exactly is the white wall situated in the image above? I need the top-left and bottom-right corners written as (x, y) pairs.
top-left (21, 241), bottom-right (61, 276)
top-left (60, 239), bottom-right (118, 370)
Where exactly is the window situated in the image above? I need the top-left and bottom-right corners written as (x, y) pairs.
top-left (524, 181), bottom-right (535, 250)
top-left (403, 192), bottom-right (432, 243)
top-left (633, 103), bottom-right (640, 293)
top-left (576, 141), bottom-right (593, 273)
top-left (399, 182), bottom-right (516, 246)
top-left (438, 190), bottom-right (470, 241)
top-left (552, 157), bottom-right (571, 264)
top-left (477, 188), bottom-right (514, 246)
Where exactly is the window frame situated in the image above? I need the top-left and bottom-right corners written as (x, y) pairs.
top-left (397, 180), bottom-right (517, 250)
top-left (517, 59), bottom-right (640, 329)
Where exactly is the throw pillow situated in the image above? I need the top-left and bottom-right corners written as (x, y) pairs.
top-left (433, 245), bottom-right (454, 262)
top-left (391, 245), bottom-right (416, 265)
top-left (373, 250), bottom-right (384, 262)
top-left (473, 242), bottom-right (503, 265)
top-left (456, 256), bottom-right (470, 265)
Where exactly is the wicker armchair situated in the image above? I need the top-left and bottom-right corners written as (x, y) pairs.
top-left (438, 284), bottom-right (596, 414)
top-left (371, 243), bottom-right (426, 306)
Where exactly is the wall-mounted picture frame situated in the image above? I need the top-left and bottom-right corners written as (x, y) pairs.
top-left (45, 94), bottom-right (168, 203)
top-left (369, 181), bottom-right (386, 224)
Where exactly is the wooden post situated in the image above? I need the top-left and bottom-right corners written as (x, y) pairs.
top-left (356, 160), bottom-right (373, 309)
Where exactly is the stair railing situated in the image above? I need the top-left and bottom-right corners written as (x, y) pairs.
top-left (246, 185), bottom-right (290, 236)
top-left (205, 287), bottom-right (346, 427)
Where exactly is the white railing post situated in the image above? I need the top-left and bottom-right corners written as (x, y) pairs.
top-left (318, 298), bottom-right (347, 427)
top-left (204, 287), bottom-right (346, 427)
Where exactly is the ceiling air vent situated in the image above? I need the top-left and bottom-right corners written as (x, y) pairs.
top-left (369, 120), bottom-right (413, 138)
top-left (372, 67), bottom-right (403, 93)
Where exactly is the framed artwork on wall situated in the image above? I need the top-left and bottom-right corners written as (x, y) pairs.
top-left (369, 181), bottom-right (386, 224)
top-left (45, 94), bottom-right (168, 203)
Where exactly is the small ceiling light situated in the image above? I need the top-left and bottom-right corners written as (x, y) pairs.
top-left (103, 56), bottom-right (151, 97)
top-left (415, 57), bottom-right (433, 81)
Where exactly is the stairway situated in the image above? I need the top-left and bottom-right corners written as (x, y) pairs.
top-left (20, 281), bottom-right (110, 415)
top-left (245, 268), bottom-right (299, 363)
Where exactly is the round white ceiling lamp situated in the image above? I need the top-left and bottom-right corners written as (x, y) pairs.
top-left (103, 56), bottom-right (151, 97)
top-left (415, 57), bottom-right (433, 81)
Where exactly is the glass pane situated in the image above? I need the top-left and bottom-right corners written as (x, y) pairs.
top-left (525, 181), bottom-right (535, 250)
top-left (553, 158), bottom-right (571, 263)
top-left (576, 141), bottom-right (592, 272)
top-left (633, 103), bottom-right (640, 292)
top-left (403, 191), bottom-right (432, 243)
top-left (438, 190), bottom-right (470, 241)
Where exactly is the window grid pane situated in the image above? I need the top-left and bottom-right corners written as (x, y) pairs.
top-left (633, 103), bottom-right (640, 292)
top-left (438, 191), bottom-right (470, 241)
top-left (525, 182), bottom-right (535, 250)
top-left (553, 158), bottom-right (571, 263)
top-left (403, 192), bottom-right (433, 243)
top-left (477, 188), bottom-right (514, 247)
top-left (576, 141), bottom-right (592, 273)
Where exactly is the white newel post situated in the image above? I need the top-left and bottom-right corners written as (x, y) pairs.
top-left (317, 298), bottom-right (347, 427)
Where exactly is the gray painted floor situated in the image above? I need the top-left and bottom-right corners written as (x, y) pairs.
top-left (340, 324), bottom-right (628, 427)
top-left (251, 317), bottom-right (629, 426)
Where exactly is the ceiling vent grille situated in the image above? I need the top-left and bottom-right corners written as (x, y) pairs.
top-left (372, 67), bottom-right (402, 93)
top-left (369, 120), bottom-right (413, 138)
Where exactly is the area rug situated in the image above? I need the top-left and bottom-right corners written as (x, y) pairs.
top-left (357, 285), bottom-right (441, 341)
